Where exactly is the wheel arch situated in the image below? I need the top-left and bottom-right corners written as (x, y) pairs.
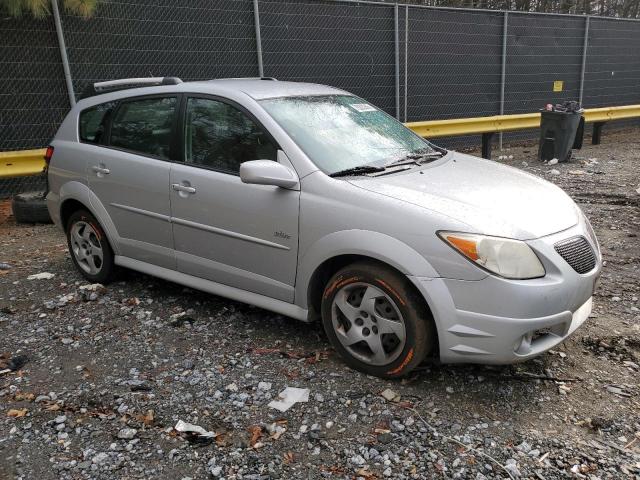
top-left (57, 181), bottom-right (121, 255)
top-left (297, 230), bottom-right (440, 319)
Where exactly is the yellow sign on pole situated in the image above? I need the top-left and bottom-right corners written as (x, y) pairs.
top-left (553, 80), bottom-right (564, 92)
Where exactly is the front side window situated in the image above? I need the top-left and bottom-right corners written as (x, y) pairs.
top-left (259, 95), bottom-right (436, 174)
top-left (79, 102), bottom-right (116, 144)
top-left (184, 97), bottom-right (277, 174)
top-left (109, 97), bottom-right (177, 159)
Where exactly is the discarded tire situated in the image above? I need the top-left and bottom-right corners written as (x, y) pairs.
top-left (12, 191), bottom-right (52, 224)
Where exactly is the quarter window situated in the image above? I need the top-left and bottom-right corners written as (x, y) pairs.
top-left (184, 97), bottom-right (277, 173)
top-left (110, 97), bottom-right (177, 159)
top-left (79, 102), bottom-right (116, 144)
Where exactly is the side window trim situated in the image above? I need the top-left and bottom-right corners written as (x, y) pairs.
top-left (105, 93), bottom-right (182, 162)
top-left (179, 93), bottom-right (281, 176)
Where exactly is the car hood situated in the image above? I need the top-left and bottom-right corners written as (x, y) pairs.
top-left (348, 151), bottom-right (579, 240)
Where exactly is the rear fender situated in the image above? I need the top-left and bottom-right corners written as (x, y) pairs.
top-left (56, 181), bottom-right (121, 255)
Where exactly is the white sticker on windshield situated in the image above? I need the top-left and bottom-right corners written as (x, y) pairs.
top-left (351, 103), bottom-right (377, 113)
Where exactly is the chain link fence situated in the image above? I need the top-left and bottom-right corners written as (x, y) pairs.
top-left (0, 13), bottom-right (67, 198)
top-left (2, 0), bottom-right (640, 197)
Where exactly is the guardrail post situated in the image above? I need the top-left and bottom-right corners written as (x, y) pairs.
top-left (394, 4), bottom-right (400, 120)
top-left (253, 0), bottom-right (264, 77)
top-left (498, 11), bottom-right (508, 150)
top-left (482, 133), bottom-right (494, 159)
top-left (579, 16), bottom-right (590, 106)
top-left (592, 121), bottom-right (605, 145)
top-left (51, 0), bottom-right (75, 107)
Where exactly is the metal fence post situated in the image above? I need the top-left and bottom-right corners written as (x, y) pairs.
top-left (253, 0), bottom-right (264, 77)
top-left (404, 5), bottom-right (408, 122)
top-left (51, 0), bottom-right (75, 107)
top-left (499, 11), bottom-right (508, 150)
top-left (579, 16), bottom-right (590, 106)
top-left (394, 4), bottom-right (400, 120)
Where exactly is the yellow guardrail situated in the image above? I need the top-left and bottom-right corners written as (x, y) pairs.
top-left (405, 104), bottom-right (640, 139)
top-left (406, 113), bottom-right (540, 138)
top-left (583, 104), bottom-right (640, 123)
top-left (0, 149), bottom-right (47, 179)
top-left (1, 104), bottom-right (639, 178)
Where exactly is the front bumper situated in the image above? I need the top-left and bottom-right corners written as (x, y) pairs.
top-left (410, 221), bottom-right (601, 364)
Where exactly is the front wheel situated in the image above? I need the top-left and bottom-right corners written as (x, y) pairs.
top-left (321, 262), bottom-right (435, 378)
top-left (66, 209), bottom-right (115, 284)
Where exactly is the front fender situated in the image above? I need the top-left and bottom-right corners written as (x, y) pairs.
top-left (295, 229), bottom-right (440, 309)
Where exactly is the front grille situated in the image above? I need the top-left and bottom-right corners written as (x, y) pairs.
top-left (554, 236), bottom-right (596, 274)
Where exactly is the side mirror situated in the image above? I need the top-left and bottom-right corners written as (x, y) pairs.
top-left (240, 160), bottom-right (299, 189)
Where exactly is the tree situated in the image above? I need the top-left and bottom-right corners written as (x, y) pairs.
top-left (0, 0), bottom-right (98, 18)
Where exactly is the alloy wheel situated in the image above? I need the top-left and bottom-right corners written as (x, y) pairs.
top-left (331, 282), bottom-right (406, 366)
top-left (70, 221), bottom-right (104, 275)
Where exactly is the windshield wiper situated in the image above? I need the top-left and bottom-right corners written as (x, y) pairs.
top-left (329, 165), bottom-right (386, 178)
top-left (386, 151), bottom-right (443, 168)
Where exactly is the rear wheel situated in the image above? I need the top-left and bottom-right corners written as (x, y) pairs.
top-left (66, 210), bottom-right (115, 284)
top-left (321, 262), bottom-right (435, 378)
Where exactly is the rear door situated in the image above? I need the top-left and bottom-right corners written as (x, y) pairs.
top-left (169, 95), bottom-right (300, 302)
top-left (86, 95), bottom-right (179, 269)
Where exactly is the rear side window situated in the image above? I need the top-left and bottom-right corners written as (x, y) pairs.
top-left (79, 102), bottom-right (116, 144)
top-left (109, 97), bottom-right (177, 159)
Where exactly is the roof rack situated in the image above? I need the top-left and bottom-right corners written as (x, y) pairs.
top-left (81, 77), bottom-right (183, 99)
top-left (209, 77), bottom-right (278, 82)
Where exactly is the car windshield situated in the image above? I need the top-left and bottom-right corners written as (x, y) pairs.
top-left (259, 95), bottom-right (438, 175)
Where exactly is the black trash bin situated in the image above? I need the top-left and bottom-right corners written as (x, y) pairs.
top-left (538, 102), bottom-right (584, 163)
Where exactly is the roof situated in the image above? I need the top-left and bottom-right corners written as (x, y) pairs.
top-left (76, 77), bottom-right (350, 108)
top-left (194, 78), bottom-right (347, 100)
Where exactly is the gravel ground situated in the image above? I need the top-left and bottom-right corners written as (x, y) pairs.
top-left (1, 129), bottom-right (639, 480)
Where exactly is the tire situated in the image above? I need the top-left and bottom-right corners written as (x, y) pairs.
top-left (12, 191), bottom-right (52, 224)
top-left (321, 261), bottom-right (435, 378)
top-left (66, 209), bottom-right (115, 284)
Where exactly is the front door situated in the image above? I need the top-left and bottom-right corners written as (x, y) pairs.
top-left (87, 95), bottom-right (179, 269)
top-left (170, 96), bottom-right (300, 302)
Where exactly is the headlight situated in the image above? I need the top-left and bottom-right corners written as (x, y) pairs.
top-left (581, 211), bottom-right (601, 257)
top-left (438, 231), bottom-right (545, 279)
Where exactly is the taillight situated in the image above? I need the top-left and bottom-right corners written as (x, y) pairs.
top-left (44, 145), bottom-right (54, 167)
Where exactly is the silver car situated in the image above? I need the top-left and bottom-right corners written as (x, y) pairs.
top-left (46, 77), bottom-right (601, 378)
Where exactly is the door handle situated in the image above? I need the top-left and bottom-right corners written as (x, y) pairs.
top-left (171, 183), bottom-right (196, 194)
top-left (91, 165), bottom-right (110, 176)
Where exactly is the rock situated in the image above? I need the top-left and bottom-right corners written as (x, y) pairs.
top-left (380, 388), bottom-right (399, 402)
top-left (92, 452), bottom-right (109, 464)
top-left (182, 359), bottom-right (194, 370)
top-left (27, 272), bottom-right (55, 280)
top-left (257, 381), bottom-right (272, 391)
top-left (504, 459), bottom-right (521, 477)
top-left (117, 428), bottom-right (137, 440)
top-left (7, 355), bottom-right (28, 371)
